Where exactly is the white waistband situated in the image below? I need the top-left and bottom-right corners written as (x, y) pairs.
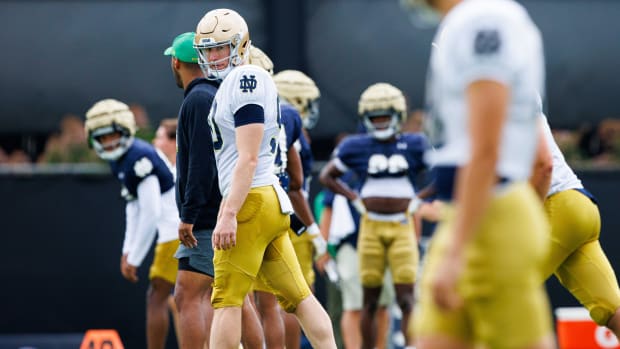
top-left (366, 212), bottom-right (408, 222)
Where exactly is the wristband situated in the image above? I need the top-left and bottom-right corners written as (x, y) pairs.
top-left (306, 222), bottom-right (320, 236)
top-left (312, 234), bottom-right (327, 258)
top-left (407, 196), bottom-right (422, 214)
top-left (352, 197), bottom-right (367, 215)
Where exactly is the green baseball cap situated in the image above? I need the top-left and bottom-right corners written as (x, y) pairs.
top-left (164, 32), bottom-right (199, 63)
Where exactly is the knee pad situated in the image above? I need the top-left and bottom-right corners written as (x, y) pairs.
top-left (392, 264), bottom-right (416, 285)
top-left (277, 293), bottom-right (308, 313)
top-left (361, 270), bottom-right (384, 287)
top-left (590, 305), bottom-right (615, 326)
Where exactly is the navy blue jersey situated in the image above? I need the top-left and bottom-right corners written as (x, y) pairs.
top-left (274, 102), bottom-right (303, 190)
top-left (298, 131), bottom-right (313, 193)
top-left (334, 133), bottom-right (428, 190)
top-left (109, 139), bottom-right (174, 201)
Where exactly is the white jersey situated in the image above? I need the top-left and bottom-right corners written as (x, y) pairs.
top-left (425, 0), bottom-right (545, 181)
top-left (208, 65), bottom-right (280, 197)
top-left (156, 148), bottom-right (176, 180)
top-left (540, 113), bottom-right (583, 196)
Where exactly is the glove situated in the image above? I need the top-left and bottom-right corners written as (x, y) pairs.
top-left (307, 223), bottom-right (327, 258)
top-left (351, 197), bottom-right (367, 215)
top-left (407, 196), bottom-right (422, 215)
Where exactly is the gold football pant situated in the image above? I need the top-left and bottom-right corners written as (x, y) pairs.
top-left (415, 182), bottom-right (553, 348)
top-left (211, 186), bottom-right (311, 312)
top-left (358, 212), bottom-right (418, 287)
top-left (543, 189), bottom-right (620, 325)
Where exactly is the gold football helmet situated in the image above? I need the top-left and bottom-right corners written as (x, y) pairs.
top-left (85, 99), bottom-right (136, 160)
top-left (248, 45), bottom-right (274, 75)
top-left (273, 70), bottom-right (320, 129)
top-left (358, 83), bottom-right (407, 140)
top-left (194, 8), bottom-right (250, 81)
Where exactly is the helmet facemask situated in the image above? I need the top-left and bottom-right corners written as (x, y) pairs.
top-left (85, 98), bottom-right (136, 161)
top-left (363, 109), bottom-right (401, 140)
top-left (303, 98), bottom-right (320, 129)
top-left (89, 123), bottom-right (134, 161)
top-left (195, 34), bottom-right (249, 81)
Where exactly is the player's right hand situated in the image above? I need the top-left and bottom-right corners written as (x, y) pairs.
top-left (179, 222), bottom-right (197, 248)
top-left (432, 251), bottom-right (464, 311)
top-left (120, 254), bottom-right (139, 283)
top-left (212, 213), bottom-right (237, 250)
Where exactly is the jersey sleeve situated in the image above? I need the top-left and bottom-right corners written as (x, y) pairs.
top-left (443, 15), bottom-right (519, 86)
top-left (333, 137), bottom-right (359, 173)
top-left (122, 154), bottom-right (156, 196)
top-left (126, 175), bottom-right (160, 267)
top-left (410, 134), bottom-right (430, 173)
top-left (230, 68), bottom-right (269, 127)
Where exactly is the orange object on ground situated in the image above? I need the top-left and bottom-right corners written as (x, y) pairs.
top-left (556, 307), bottom-right (619, 349)
top-left (79, 329), bottom-right (124, 349)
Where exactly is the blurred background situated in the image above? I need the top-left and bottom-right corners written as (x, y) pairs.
top-left (1, 0), bottom-right (619, 348)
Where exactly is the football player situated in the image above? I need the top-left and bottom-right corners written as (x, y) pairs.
top-left (412, 0), bottom-right (555, 348)
top-left (193, 9), bottom-right (336, 349)
top-left (85, 99), bottom-right (180, 349)
top-left (320, 82), bottom-right (428, 349)
top-left (531, 101), bottom-right (620, 337)
top-left (319, 168), bottom-right (396, 349)
top-left (153, 118), bottom-right (177, 177)
top-left (273, 69), bottom-right (328, 349)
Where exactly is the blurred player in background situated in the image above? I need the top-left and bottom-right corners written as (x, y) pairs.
top-left (246, 44), bottom-right (287, 349)
top-left (273, 69), bottom-right (329, 349)
top-left (152, 116), bottom-right (181, 341)
top-left (320, 82), bottom-right (428, 349)
top-left (531, 100), bottom-right (620, 338)
top-left (319, 169), bottom-right (395, 349)
top-left (153, 118), bottom-right (178, 177)
top-left (165, 32), bottom-right (263, 349)
top-left (85, 98), bottom-right (180, 349)
top-left (413, 0), bottom-right (555, 348)
top-left (193, 8), bottom-right (336, 349)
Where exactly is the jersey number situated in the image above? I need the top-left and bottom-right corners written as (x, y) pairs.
top-left (271, 98), bottom-right (283, 155)
top-left (208, 102), bottom-right (223, 151)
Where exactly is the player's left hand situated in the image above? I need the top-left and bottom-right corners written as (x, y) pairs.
top-left (212, 213), bottom-right (237, 250)
top-left (431, 250), bottom-right (464, 311)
